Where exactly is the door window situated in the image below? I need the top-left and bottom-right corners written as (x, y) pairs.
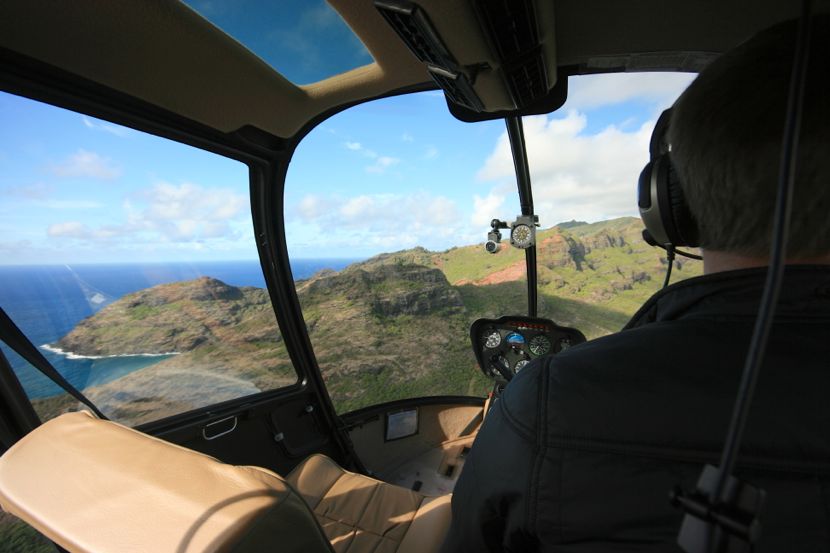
top-left (0, 91), bottom-right (298, 427)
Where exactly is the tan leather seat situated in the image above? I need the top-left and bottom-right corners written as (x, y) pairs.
top-left (0, 411), bottom-right (452, 553)
top-left (288, 454), bottom-right (452, 553)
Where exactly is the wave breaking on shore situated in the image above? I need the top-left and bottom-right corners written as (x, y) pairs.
top-left (40, 344), bottom-right (181, 360)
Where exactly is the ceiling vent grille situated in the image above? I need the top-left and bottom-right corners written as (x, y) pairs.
top-left (427, 66), bottom-right (485, 112)
top-left (375, 0), bottom-right (484, 112)
top-left (474, 0), bottom-right (538, 61)
top-left (375, 1), bottom-right (455, 70)
top-left (505, 51), bottom-right (548, 107)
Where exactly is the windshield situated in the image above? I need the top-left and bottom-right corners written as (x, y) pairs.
top-left (521, 73), bottom-right (702, 335)
top-left (284, 71), bottom-right (700, 413)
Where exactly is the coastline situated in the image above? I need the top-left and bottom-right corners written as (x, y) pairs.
top-left (40, 344), bottom-right (181, 360)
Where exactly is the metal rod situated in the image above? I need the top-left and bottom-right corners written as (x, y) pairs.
top-left (505, 116), bottom-right (538, 317)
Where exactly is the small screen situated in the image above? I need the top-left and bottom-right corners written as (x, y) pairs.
top-left (386, 408), bottom-right (419, 441)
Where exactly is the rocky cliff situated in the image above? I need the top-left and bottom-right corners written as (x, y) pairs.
top-left (41, 217), bottom-right (702, 424)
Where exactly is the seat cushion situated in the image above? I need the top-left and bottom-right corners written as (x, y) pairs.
top-left (287, 454), bottom-right (452, 553)
top-left (0, 411), bottom-right (332, 553)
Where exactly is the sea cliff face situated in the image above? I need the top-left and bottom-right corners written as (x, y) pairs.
top-left (55, 276), bottom-right (273, 356)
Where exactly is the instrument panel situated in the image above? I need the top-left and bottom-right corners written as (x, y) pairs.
top-left (470, 315), bottom-right (587, 381)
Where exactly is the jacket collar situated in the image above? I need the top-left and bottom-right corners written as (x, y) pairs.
top-left (624, 265), bottom-right (830, 330)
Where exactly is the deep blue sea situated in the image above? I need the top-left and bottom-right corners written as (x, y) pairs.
top-left (0, 259), bottom-right (360, 399)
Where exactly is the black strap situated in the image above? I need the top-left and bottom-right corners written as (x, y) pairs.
top-left (0, 306), bottom-right (107, 419)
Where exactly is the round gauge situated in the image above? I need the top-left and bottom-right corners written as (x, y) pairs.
top-left (528, 335), bottom-right (551, 356)
top-left (489, 355), bottom-right (510, 378)
top-left (511, 224), bottom-right (533, 248)
top-left (514, 359), bottom-right (530, 373)
top-left (483, 330), bottom-right (501, 349)
top-left (505, 332), bottom-right (525, 347)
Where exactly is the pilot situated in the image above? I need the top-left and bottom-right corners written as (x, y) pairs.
top-left (441, 15), bottom-right (830, 553)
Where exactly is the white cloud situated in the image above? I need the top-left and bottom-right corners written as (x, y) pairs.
top-left (564, 72), bottom-right (695, 111)
top-left (366, 156), bottom-right (400, 174)
top-left (47, 182), bottom-right (247, 244)
top-left (290, 191), bottom-right (468, 250)
top-left (472, 192), bottom-right (507, 227)
top-left (47, 221), bottom-right (91, 238)
top-left (478, 110), bottom-right (652, 224)
top-left (130, 181), bottom-right (246, 241)
top-left (423, 146), bottom-right (439, 160)
top-left (343, 139), bottom-right (402, 173)
top-left (82, 116), bottom-right (131, 137)
top-left (298, 194), bottom-right (334, 220)
top-left (401, 132), bottom-right (414, 143)
top-left (50, 149), bottom-right (121, 180)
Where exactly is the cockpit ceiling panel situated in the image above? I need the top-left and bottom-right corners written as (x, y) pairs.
top-left (0, 1), bottom-right (807, 139)
top-left (180, 1), bottom-right (375, 86)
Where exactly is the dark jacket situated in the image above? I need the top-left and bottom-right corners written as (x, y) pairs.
top-left (441, 266), bottom-right (830, 552)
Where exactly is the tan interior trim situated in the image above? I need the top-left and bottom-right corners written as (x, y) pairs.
top-left (0, 1), bottom-right (803, 138)
top-left (0, 411), bottom-right (332, 553)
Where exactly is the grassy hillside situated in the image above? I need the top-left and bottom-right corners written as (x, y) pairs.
top-left (13, 217), bottom-right (701, 551)
top-left (33, 217), bottom-right (701, 422)
top-left (360, 217), bottom-right (701, 335)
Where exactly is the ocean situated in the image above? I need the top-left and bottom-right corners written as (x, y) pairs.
top-left (0, 259), bottom-right (360, 399)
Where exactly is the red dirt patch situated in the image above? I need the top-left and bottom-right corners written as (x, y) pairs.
top-left (469, 261), bottom-right (526, 285)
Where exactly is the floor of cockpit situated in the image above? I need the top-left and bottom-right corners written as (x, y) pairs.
top-left (375, 435), bottom-right (476, 496)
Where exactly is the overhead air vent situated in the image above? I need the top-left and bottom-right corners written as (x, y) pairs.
top-left (472, 0), bottom-right (553, 108)
top-left (375, 0), bottom-right (485, 112)
top-left (375, 0), bottom-right (557, 115)
top-left (427, 65), bottom-right (485, 111)
top-left (505, 50), bottom-right (548, 106)
top-left (473, 0), bottom-right (538, 60)
top-left (374, 0), bottom-right (454, 69)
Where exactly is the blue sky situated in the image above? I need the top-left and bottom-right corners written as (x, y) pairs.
top-left (284, 73), bottom-right (695, 258)
top-left (182, 0), bottom-right (373, 85)
top-left (0, 1), bottom-right (696, 265)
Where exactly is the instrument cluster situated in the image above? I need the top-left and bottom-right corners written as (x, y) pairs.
top-left (470, 316), bottom-right (587, 381)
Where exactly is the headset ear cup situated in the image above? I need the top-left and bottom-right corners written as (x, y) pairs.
top-left (665, 159), bottom-right (700, 247)
top-left (638, 107), bottom-right (700, 249)
top-left (639, 157), bottom-right (672, 247)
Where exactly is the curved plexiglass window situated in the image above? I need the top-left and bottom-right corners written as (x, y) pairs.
top-left (525, 73), bottom-right (702, 338)
top-left (285, 92), bottom-right (513, 413)
top-left (0, 92), bottom-right (298, 427)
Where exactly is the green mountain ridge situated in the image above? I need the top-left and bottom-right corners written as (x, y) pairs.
top-left (351, 216), bottom-right (700, 315)
top-left (35, 217), bottom-right (702, 425)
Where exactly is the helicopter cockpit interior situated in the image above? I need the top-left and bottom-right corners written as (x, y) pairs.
top-left (0, 1), bottom-right (821, 552)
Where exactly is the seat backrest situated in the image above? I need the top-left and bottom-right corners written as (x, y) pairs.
top-left (0, 411), bottom-right (333, 553)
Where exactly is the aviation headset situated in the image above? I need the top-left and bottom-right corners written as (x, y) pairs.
top-left (637, 108), bottom-right (700, 250)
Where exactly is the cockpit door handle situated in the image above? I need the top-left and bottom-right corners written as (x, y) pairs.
top-left (201, 415), bottom-right (238, 440)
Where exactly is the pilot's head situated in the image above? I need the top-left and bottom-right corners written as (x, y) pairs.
top-left (669, 15), bottom-right (829, 260)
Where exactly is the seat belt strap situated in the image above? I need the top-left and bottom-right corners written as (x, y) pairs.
top-left (0, 306), bottom-right (107, 420)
